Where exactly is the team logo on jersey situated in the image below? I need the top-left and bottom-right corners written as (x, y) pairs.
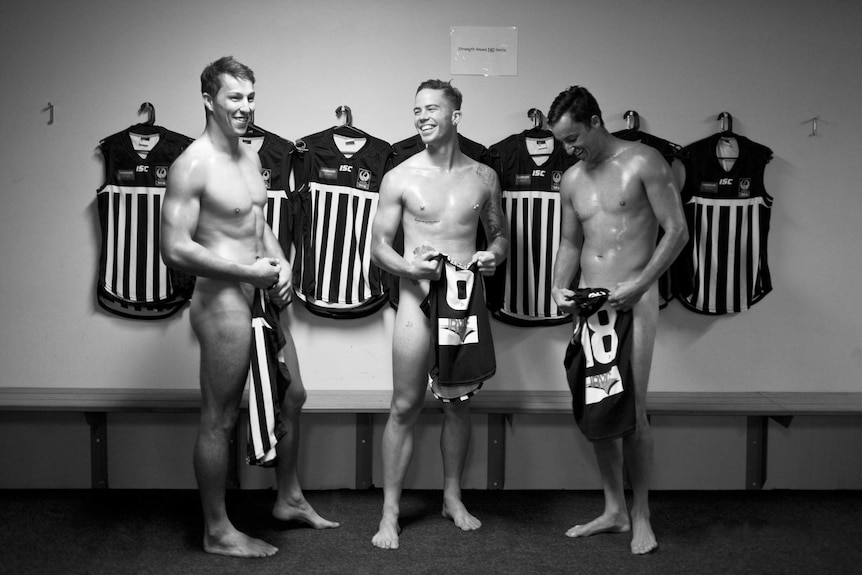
top-left (738, 178), bottom-right (751, 198)
top-left (155, 166), bottom-right (168, 187)
top-left (261, 169), bottom-right (272, 189)
top-left (700, 182), bottom-right (719, 194)
top-left (357, 168), bottom-right (371, 190)
top-left (319, 167), bottom-right (338, 181)
top-left (515, 174), bottom-right (531, 187)
top-left (552, 171), bottom-right (563, 191)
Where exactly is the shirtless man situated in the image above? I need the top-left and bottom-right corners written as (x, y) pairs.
top-left (160, 56), bottom-right (338, 558)
top-left (548, 86), bottom-right (688, 555)
top-left (370, 80), bottom-right (508, 550)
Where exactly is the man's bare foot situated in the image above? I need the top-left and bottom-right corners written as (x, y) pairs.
top-left (372, 513), bottom-right (401, 550)
top-left (565, 511), bottom-right (630, 538)
top-left (203, 527), bottom-right (278, 558)
top-left (630, 513), bottom-right (657, 554)
top-left (272, 498), bottom-right (339, 529)
top-left (442, 499), bottom-right (482, 531)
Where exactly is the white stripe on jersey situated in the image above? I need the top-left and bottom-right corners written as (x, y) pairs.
top-left (101, 184), bottom-right (170, 303)
top-left (248, 312), bottom-right (278, 465)
top-left (302, 182), bottom-right (379, 307)
top-left (502, 190), bottom-right (564, 319)
top-left (688, 195), bottom-right (768, 314)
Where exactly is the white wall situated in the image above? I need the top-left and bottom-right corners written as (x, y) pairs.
top-left (1, 0), bottom-right (861, 489)
top-left (1, 0), bottom-right (860, 397)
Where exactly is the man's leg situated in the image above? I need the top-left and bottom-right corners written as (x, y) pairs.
top-left (272, 325), bottom-right (339, 529)
top-left (440, 399), bottom-right (481, 530)
top-left (622, 294), bottom-right (658, 554)
top-left (372, 297), bottom-right (429, 550)
top-left (191, 290), bottom-right (278, 557)
top-left (566, 437), bottom-right (630, 538)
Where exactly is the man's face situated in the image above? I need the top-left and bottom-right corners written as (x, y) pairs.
top-left (413, 89), bottom-right (460, 144)
top-left (551, 113), bottom-right (597, 161)
top-left (206, 73), bottom-right (255, 137)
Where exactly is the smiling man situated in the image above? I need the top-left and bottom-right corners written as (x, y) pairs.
top-left (548, 85), bottom-right (688, 555)
top-left (370, 79), bottom-right (508, 549)
top-left (161, 56), bottom-right (337, 558)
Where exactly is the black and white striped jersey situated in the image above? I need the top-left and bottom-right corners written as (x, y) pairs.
top-left (486, 129), bottom-right (578, 326)
top-left (673, 133), bottom-right (773, 314)
top-left (96, 126), bottom-right (194, 319)
top-left (292, 127), bottom-right (393, 318)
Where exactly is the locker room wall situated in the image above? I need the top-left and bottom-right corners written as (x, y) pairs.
top-left (1, 3), bottom-right (860, 399)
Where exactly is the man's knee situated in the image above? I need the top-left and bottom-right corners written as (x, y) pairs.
top-left (389, 393), bottom-right (424, 425)
top-left (282, 384), bottom-right (307, 414)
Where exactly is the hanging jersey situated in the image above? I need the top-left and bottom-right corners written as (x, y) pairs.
top-left (563, 288), bottom-right (636, 442)
top-left (292, 127), bottom-right (392, 318)
top-left (246, 290), bottom-right (291, 467)
top-left (422, 256), bottom-right (496, 402)
top-left (613, 128), bottom-right (682, 309)
top-left (97, 126), bottom-right (194, 319)
top-left (673, 134), bottom-right (773, 314)
top-left (240, 127), bottom-right (299, 259)
top-left (391, 133), bottom-right (492, 167)
top-left (487, 129), bottom-right (578, 326)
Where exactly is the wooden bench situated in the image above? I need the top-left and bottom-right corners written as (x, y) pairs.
top-left (2, 388), bottom-right (861, 491)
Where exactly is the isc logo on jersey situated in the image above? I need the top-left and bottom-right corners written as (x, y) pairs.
top-left (357, 168), bottom-right (371, 190)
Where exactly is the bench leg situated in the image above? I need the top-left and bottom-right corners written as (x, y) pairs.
top-left (84, 412), bottom-right (108, 489)
top-left (355, 413), bottom-right (373, 489)
top-left (746, 416), bottom-right (768, 490)
top-left (487, 414), bottom-right (507, 490)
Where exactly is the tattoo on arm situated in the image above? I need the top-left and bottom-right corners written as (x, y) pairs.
top-left (476, 163), bottom-right (494, 187)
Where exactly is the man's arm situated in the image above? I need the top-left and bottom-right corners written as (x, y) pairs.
top-left (261, 224), bottom-right (293, 305)
top-left (370, 170), bottom-right (442, 281)
top-left (473, 165), bottom-right (508, 276)
top-left (160, 154), bottom-right (281, 289)
top-left (614, 147), bottom-right (689, 307)
top-left (552, 173), bottom-right (583, 315)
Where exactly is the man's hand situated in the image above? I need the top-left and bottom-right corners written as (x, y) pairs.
top-left (249, 257), bottom-right (282, 290)
top-left (410, 246), bottom-right (443, 281)
top-left (470, 251), bottom-right (498, 276)
top-left (552, 287), bottom-right (577, 315)
top-left (607, 280), bottom-right (645, 311)
top-left (267, 260), bottom-right (293, 306)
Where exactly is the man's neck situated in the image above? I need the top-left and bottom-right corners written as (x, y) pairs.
top-left (205, 122), bottom-right (241, 156)
top-left (424, 134), bottom-right (461, 170)
top-left (587, 128), bottom-right (618, 165)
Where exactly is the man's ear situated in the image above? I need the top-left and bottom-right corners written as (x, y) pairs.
top-left (590, 114), bottom-right (601, 129)
top-left (202, 92), bottom-right (214, 113)
top-left (452, 109), bottom-right (462, 125)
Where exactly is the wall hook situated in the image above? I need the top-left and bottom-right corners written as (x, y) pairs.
top-left (42, 102), bottom-right (54, 125)
top-left (802, 116), bottom-right (821, 137)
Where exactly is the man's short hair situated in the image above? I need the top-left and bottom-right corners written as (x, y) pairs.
top-left (547, 85), bottom-right (604, 127)
top-left (200, 56), bottom-right (256, 97)
top-left (416, 79), bottom-right (463, 110)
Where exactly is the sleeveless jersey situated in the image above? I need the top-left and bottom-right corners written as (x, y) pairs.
top-left (240, 125), bottom-right (299, 258)
top-left (487, 129), bottom-right (578, 326)
top-left (292, 127), bottom-right (392, 318)
top-left (391, 133), bottom-right (492, 167)
top-left (246, 290), bottom-right (291, 467)
top-left (422, 256), bottom-right (496, 402)
top-left (672, 134), bottom-right (773, 314)
top-left (97, 126), bottom-right (194, 319)
top-left (612, 128), bottom-right (682, 309)
top-left (563, 288), bottom-right (636, 442)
